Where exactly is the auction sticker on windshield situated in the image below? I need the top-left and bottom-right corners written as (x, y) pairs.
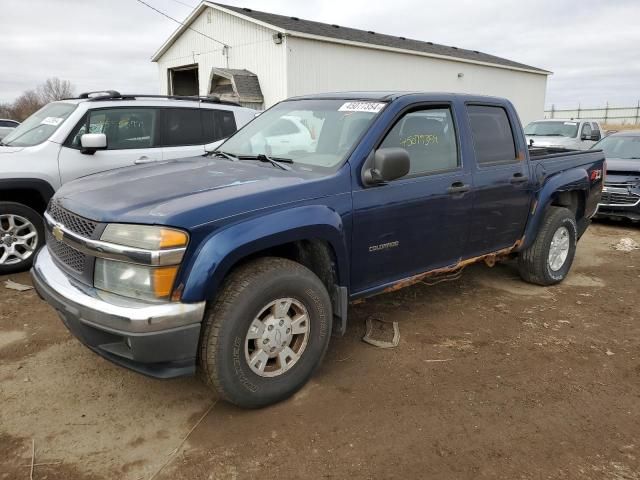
top-left (338, 102), bottom-right (386, 113)
top-left (40, 117), bottom-right (64, 126)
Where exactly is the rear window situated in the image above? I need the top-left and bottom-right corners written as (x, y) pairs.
top-left (202, 109), bottom-right (237, 143)
top-left (467, 105), bottom-right (517, 165)
top-left (164, 108), bottom-right (202, 146)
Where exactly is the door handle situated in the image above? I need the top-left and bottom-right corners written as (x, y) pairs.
top-left (510, 173), bottom-right (529, 184)
top-left (447, 182), bottom-right (471, 194)
top-left (135, 156), bottom-right (154, 164)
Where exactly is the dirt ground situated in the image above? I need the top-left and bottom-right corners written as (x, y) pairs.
top-left (1, 220), bottom-right (639, 480)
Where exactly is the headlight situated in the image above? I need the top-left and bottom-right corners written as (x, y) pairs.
top-left (95, 259), bottom-right (178, 301)
top-left (94, 224), bottom-right (188, 301)
top-left (101, 224), bottom-right (188, 250)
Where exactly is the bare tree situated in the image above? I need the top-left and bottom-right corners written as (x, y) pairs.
top-left (37, 77), bottom-right (75, 103)
top-left (1, 78), bottom-right (76, 121)
top-left (0, 103), bottom-right (12, 119)
top-left (11, 90), bottom-right (45, 121)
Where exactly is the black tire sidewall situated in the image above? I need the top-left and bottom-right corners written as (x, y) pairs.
top-left (0, 202), bottom-right (45, 274)
top-left (210, 265), bottom-right (332, 407)
top-left (543, 214), bottom-right (577, 283)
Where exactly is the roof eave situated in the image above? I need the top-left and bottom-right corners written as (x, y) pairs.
top-left (284, 30), bottom-right (551, 75)
top-left (151, 1), bottom-right (211, 62)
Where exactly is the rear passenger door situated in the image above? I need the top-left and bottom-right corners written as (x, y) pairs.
top-left (466, 104), bottom-right (532, 256)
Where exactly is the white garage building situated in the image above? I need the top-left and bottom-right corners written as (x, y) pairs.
top-left (152, 2), bottom-right (550, 123)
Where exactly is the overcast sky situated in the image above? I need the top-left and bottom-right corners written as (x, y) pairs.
top-left (2, 0), bottom-right (639, 108)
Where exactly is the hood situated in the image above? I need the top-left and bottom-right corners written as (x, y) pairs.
top-left (54, 156), bottom-right (339, 227)
top-left (526, 135), bottom-right (576, 147)
top-left (605, 158), bottom-right (640, 175)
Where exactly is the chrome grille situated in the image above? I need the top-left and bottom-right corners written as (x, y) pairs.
top-left (47, 201), bottom-right (98, 237)
top-left (46, 230), bottom-right (86, 273)
top-left (600, 188), bottom-right (640, 206)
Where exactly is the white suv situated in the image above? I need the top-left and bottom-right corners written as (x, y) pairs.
top-left (0, 91), bottom-right (256, 273)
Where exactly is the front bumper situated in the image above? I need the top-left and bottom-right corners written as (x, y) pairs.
top-left (31, 248), bottom-right (206, 378)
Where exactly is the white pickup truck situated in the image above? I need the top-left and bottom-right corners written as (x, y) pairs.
top-left (524, 119), bottom-right (604, 150)
top-left (0, 91), bottom-right (256, 274)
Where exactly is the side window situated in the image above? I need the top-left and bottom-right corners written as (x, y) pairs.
top-left (591, 123), bottom-right (601, 140)
top-left (581, 122), bottom-right (592, 138)
top-left (164, 108), bottom-right (202, 146)
top-left (379, 107), bottom-right (459, 177)
top-left (467, 105), bottom-right (517, 165)
top-left (202, 109), bottom-right (237, 143)
top-left (68, 108), bottom-right (158, 149)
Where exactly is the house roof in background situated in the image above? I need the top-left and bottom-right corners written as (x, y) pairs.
top-left (152, 2), bottom-right (550, 75)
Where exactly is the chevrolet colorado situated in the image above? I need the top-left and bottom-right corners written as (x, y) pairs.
top-left (31, 92), bottom-right (605, 408)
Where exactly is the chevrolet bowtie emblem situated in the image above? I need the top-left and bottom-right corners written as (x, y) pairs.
top-left (52, 224), bottom-right (64, 242)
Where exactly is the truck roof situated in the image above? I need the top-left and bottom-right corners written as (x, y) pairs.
top-left (285, 91), bottom-right (510, 103)
top-left (608, 130), bottom-right (640, 137)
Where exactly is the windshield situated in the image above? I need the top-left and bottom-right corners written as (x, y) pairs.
top-left (2, 102), bottom-right (77, 147)
top-left (218, 99), bottom-right (385, 171)
top-left (593, 135), bottom-right (640, 160)
top-left (524, 121), bottom-right (579, 138)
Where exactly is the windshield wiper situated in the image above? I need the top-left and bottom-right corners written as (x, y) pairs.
top-left (544, 134), bottom-right (564, 137)
top-left (238, 154), bottom-right (293, 171)
top-left (211, 150), bottom-right (239, 162)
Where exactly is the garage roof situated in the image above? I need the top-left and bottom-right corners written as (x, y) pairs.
top-left (153, 2), bottom-right (550, 75)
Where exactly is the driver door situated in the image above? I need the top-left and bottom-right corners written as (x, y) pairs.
top-left (58, 107), bottom-right (162, 184)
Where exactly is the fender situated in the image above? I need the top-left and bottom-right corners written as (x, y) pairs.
top-left (520, 167), bottom-right (590, 251)
top-left (179, 205), bottom-right (349, 303)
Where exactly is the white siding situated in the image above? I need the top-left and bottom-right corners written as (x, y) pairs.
top-left (285, 37), bottom-right (547, 124)
top-left (155, 7), bottom-right (287, 106)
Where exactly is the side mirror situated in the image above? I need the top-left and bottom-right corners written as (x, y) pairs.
top-left (363, 147), bottom-right (410, 185)
top-left (80, 133), bottom-right (107, 154)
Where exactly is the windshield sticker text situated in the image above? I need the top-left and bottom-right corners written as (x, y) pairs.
top-left (338, 102), bottom-right (386, 113)
top-left (40, 117), bottom-right (64, 126)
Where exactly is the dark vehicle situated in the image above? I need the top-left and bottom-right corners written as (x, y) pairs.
top-left (31, 92), bottom-right (605, 408)
top-left (593, 130), bottom-right (640, 221)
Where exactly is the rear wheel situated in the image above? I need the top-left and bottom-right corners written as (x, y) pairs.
top-left (199, 257), bottom-right (333, 408)
top-left (0, 202), bottom-right (44, 275)
top-left (517, 206), bottom-right (577, 286)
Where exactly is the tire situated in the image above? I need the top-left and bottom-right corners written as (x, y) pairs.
top-left (517, 206), bottom-right (577, 286)
top-left (199, 257), bottom-right (333, 408)
top-left (0, 202), bottom-right (45, 275)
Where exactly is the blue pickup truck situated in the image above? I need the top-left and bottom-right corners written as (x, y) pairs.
top-left (31, 92), bottom-right (605, 408)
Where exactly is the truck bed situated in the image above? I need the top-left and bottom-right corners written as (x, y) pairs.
top-left (529, 146), bottom-right (605, 181)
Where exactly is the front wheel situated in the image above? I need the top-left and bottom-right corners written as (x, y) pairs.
top-left (0, 202), bottom-right (44, 275)
top-left (517, 206), bottom-right (577, 286)
top-left (199, 257), bottom-right (333, 408)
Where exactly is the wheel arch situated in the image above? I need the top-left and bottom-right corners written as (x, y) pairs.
top-left (179, 205), bottom-right (349, 304)
top-left (520, 169), bottom-right (590, 251)
top-left (0, 178), bottom-right (55, 214)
